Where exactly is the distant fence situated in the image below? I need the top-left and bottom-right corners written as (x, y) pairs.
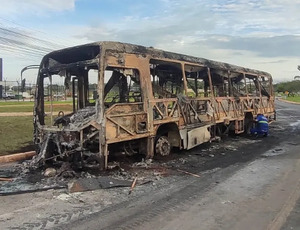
top-left (0, 81), bottom-right (98, 101)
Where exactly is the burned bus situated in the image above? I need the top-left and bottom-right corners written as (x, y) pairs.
top-left (32, 41), bottom-right (275, 169)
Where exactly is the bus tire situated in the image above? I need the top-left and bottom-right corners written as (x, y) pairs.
top-left (244, 113), bottom-right (254, 134)
top-left (155, 135), bottom-right (171, 156)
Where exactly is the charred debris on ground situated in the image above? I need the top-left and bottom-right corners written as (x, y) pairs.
top-left (0, 135), bottom-right (262, 195)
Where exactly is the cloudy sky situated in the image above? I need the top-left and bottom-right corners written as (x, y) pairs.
top-left (0, 0), bottom-right (299, 83)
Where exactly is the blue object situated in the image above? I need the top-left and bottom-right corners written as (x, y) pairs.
top-left (250, 114), bottom-right (269, 136)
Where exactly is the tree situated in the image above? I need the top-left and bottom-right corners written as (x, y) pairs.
top-left (274, 80), bottom-right (300, 94)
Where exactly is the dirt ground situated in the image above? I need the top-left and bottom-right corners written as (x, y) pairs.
top-left (0, 100), bottom-right (300, 230)
top-left (0, 112), bottom-right (33, 116)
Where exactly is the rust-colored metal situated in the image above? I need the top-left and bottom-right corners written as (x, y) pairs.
top-left (0, 151), bottom-right (36, 163)
top-left (177, 169), bottom-right (201, 178)
top-left (0, 177), bottom-right (13, 182)
top-left (128, 177), bottom-right (138, 195)
top-left (32, 41), bottom-right (275, 170)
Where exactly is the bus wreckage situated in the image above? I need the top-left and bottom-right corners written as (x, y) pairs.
top-left (32, 41), bottom-right (275, 170)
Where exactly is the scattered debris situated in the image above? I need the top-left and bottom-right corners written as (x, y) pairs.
top-left (132, 158), bottom-right (153, 168)
top-left (44, 168), bottom-right (57, 177)
top-left (56, 193), bottom-right (72, 201)
top-left (287, 142), bottom-right (298, 146)
top-left (0, 177), bottom-right (13, 182)
top-left (201, 167), bottom-right (221, 175)
top-left (68, 177), bottom-right (132, 193)
top-left (56, 163), bottom-right (76, 178)
top-left (0, 129), bottom-right (270, 197)
top-left (128, 176), bottom-right (138, 195)
top-left (176, 169), bottom-right (201, 178)
top-left (0, 151), bottom-right (36, 163)
top-left (224, 146), bottom-right (237, 151)
top-left (179, 158), bottom-right (187, 164)
top-left (80, 171), bottom-right (95, 179)
top-left (0, 185), bottom-right (66, 196)
top-left (221, 200), bottom-right (235, 205)
top-left (107, 162), bottom-right (120, 170)
top-left (262, 147), bottom-right (285, 157)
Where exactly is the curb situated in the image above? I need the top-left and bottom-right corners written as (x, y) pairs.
top-left (277, 98), bottom-right (300, 105)
top-left (0, 151), bottom-right (36, 163)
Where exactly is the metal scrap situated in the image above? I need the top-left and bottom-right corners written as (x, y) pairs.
top-left (0, 177), bottom-right (13, 182)
top-left (128, 176), bottom-right (138, 195)
top-left (176, 169), bottom-right (201, 178)
top-left (68, 177), bottom-right (132, 193)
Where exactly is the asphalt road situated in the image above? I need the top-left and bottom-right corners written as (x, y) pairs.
top-left (1, 100), bottom-right (299, 230)
top-left (67, 100), bottom-right (300, 230)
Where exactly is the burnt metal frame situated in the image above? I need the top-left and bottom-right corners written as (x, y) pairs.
top-left (33, 41), bottom-right (275, 169)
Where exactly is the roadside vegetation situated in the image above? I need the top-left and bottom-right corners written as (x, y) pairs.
top-left (0, 100), bottom-right (73, 113)
top-left (282, 96), bottom-right (300, 103)
top-left (274, 80), bottom-right (300, 103)
top-left (274, 80), bottom-right (300, 94)
top-left (0, 116), bottom-right (33, 155)
top-left (0, 100), bottom-right (73, 155)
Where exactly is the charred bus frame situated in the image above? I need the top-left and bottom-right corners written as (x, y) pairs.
top-left (33, 41), bottom-right (275, 169)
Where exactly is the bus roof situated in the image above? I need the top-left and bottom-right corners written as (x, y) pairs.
top-left (44, 41), bottom-right (272, 78)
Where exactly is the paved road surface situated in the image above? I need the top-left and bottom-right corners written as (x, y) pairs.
top-left (68, 100), bottom-right (300, 230)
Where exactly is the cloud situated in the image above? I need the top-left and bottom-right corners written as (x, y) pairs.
top-left (70, 0), bottom-right (300, 42)
top-left (210, 0), bottom-right (300, 35)
top-left (1, 0), bottom-right (300, 82)
top-left (0, 0), bottom-right (77, 16)
top-left (191, 35), bottom-right (300, 58)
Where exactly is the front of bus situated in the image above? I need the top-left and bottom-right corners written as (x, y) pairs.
top-left (32, 43), bottom-right (105, 169)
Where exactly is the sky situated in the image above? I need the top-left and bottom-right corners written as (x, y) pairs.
top-left (0, 0), bottom-right (299, 84)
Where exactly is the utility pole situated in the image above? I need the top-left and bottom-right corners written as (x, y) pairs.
top-left (0, 58), bottom-right (2, 99)
top-left (17, 80), bottom-right (19, 102)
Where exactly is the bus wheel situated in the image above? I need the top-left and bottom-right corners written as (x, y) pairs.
top-left (244, 117), bottom-right (253, 134)
top-left (244, 112), bottom-right (254, 135)
top-left (155, 136), bottom-right (171, 156)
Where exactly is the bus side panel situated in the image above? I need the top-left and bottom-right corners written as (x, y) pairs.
top-left (187, 125), bottom-right (211, 150)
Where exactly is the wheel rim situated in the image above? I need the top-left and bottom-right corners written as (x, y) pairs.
top-left (155, 136), bottom-right (171, 156)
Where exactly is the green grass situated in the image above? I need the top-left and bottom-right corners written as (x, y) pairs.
top-left (0, 100), bottom-right (73, 155)
top-left (0, 101), bottom-right (73, 113)
top-left (285, 96), bottom-right (300, 103)
top-left (0, 106), bottom-right (34, 113)
top-left (0, 100), bottom-right (73, 106)
top-left (0, 101), bottom-right (34, 106)
top-left (0, 104), bottom-right (73, 113)
top-left (0, 116), bottom-right (34, 155)
top-left (0, 100), bottom-right (72, 106)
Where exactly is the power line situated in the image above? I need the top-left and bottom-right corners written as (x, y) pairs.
top-left (0, 35), bottom-right (53, 53)
top-left (0, 27), bottom-right (64, 50)
top-left (0, 16), bottom-right (82, 80)
top-left (0, 44), bottom-right (46, 58)
top-left (0, 16), bottom-right (73, 47)
top-left (0, 25), bottom-right (69, 59)
top-left (0, 17), bottom-right (79, 60)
